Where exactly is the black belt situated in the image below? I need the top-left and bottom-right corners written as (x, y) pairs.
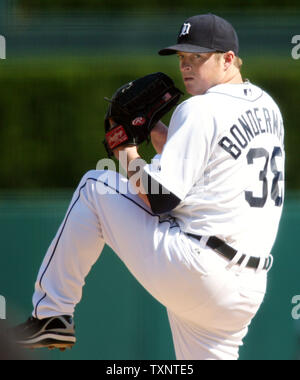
top-left (186, 234), bottom-right (271, 270)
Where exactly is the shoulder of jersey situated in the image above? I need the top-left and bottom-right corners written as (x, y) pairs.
top-left (176, 93), bottom-right (213, 112)
top-left (206, 82), bottom-right (264, 101)
top-left (175, 82), bottom-right (279, 115)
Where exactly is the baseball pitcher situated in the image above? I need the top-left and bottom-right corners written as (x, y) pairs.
top-left (11, 14), bottom-right (285, 360)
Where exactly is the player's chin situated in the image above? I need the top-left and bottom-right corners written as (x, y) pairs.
top-left (185, 86), bottom-right (204, 96)
top-left (184, 83), bottom-right (196, 96)
top-left (184, 81), bottom-right (205, 96)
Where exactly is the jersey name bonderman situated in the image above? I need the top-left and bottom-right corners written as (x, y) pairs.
top-left (218, 106), bottom-right (284, 159)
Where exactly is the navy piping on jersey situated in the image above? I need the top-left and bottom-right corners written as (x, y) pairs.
top-left (34, 176), bottom-right (178, 318)
top-left (207, 90), bottom-right (264, 102)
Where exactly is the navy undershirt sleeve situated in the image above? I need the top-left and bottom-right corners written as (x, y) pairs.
top-left (142, 171), bottom-right (181, 214)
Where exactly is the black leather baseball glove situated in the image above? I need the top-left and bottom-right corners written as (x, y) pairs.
top-left (103, 72), bottom-right (183, 157)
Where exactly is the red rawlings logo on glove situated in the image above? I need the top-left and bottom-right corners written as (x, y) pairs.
top-left (105, 125), bottom-right (128, 150)
top-left (132, 117), bottom-right (147, 126)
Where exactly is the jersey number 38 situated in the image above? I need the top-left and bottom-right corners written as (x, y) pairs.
top-left (245, 146), bottom-right (283, 208)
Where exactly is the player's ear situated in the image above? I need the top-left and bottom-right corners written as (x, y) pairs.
top-left (223, 51), bottom-right (235, 69)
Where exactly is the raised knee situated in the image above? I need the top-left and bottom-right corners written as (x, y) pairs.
top-left (80, 170), bottom-right (121, 195)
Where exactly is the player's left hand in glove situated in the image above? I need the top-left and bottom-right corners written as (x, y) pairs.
top-left (103, 72), bottom-right (183, 157)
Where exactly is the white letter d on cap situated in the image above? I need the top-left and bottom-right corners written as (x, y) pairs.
top-left (180, 23), bottom-right (191, 37)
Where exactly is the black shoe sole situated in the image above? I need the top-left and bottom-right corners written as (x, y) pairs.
top-left (18, 336), bottom-right (76, 351)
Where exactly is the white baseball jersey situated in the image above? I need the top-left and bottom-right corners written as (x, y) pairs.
top-left (144, 81), bottom-right (285, 258)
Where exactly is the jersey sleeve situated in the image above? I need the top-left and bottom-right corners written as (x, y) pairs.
top-left (144, 98), bottom-right (215, 201)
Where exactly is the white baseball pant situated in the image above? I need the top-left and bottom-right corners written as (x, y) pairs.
top-left (32, 170), bottom-right (267, 360)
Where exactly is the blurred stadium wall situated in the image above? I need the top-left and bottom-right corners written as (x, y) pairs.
top-left (0, 1), bottom-right (300, 360)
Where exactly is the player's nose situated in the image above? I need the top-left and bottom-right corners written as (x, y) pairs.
top-left (180, 59), bottom-right (192, 72)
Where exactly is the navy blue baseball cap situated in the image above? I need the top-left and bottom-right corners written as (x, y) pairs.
top-left (159, 14), bottom-right (239, 56)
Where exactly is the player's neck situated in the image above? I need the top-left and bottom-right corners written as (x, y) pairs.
top-left (223, 69), bottom-right (244, 85)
